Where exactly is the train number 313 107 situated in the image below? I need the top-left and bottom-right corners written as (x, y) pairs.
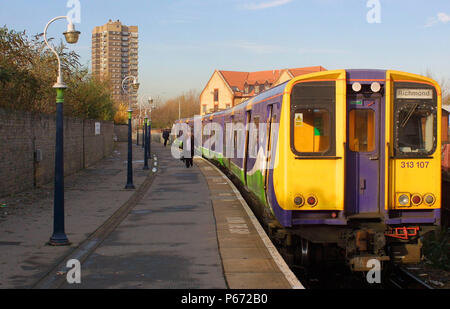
top-left (400, 161), bottom-right (429, 169)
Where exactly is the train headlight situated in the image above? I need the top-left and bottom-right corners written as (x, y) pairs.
top-left (294, 195), bottom-right (304, 207)
top-left (371, 82), bottom-right (381, 93)
top-left (424, 194), bottom-right (435, 206)
top-left (352, 82), bottom-right (362, 92)
top-left (397, 193), bottom-right (410, 206)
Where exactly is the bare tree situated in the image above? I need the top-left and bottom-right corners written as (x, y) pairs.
top-left (151, 90), bottom-right (200, 129)
top-left (424, 69), bottom-right (449, 106)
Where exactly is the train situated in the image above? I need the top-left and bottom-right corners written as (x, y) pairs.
top-left (172, 69), bottom-right (446, 271)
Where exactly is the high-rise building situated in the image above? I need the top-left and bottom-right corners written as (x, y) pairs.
top-left (92, 19), bottom-right (139, 107)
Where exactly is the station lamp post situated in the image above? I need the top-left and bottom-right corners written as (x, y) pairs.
top-left (43, 16), bottom-right (80, 246)
top-left (137, 97), bottom-right (145, 147)
top-left (148, 97), bottom-right (154, 157)
top-left (143, 96), bottom-right (154, 169)
top-left (121, 76), bottom-right (139, 189)
top-left (137, 102), bottom-right (141, 146)
top-left (142, 99), bottom-right (145, 150)
top-left (139, 97), bottom-right (147, 148)
top-left (143, 114), bottom-right (149, 170)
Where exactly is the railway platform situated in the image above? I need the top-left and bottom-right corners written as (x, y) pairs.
top-left (0, 140), bottom-right (302, 289)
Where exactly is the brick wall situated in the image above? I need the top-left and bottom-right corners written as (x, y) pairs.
top-left (114, 124), bottom-right (128, 142)
top-left (0, 108), bottom-right (114, 197)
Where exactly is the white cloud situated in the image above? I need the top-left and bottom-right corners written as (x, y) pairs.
top-left (437, 12), bottom-right (450, 23)
top-left (425, 12), bottom-right (450, 27)
top-left (241, 0), bottom-right (293, 10)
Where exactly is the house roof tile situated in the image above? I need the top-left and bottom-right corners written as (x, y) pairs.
top-left (218, 66), bottom-right (326, 94)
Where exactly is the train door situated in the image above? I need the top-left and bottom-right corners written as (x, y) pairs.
top-left (346, 94), bottom-right (382, 216)
top-left (227, 115), bottom-right (233, 169)
top-left (244, 110), bottom-right (251, 185)
top-left (264, 105), bottom-right (274, 191)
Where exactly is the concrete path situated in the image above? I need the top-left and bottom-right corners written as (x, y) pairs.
top-left (61, 142), bottom-right (226, 288)
top-left (0, 142), bottom-right (149, 288)
top-left (195, 159), bottom-right (301, 289)
top-left (1, 139), bottom-right (301, 289)
top-left (59, 142), bottom-right (300, 289)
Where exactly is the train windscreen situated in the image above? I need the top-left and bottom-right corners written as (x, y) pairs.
top-left (394, 82), bottom-right (437, 157)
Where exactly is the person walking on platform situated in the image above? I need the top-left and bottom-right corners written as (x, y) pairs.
top-left (184, 131), bottom-right (194, 168)
top-left (162, 129), bottom-right (170, 147)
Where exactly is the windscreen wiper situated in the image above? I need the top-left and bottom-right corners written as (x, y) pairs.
top-left (400, 103), bottom-right (418, 128)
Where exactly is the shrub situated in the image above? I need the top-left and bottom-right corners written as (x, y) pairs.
top-left (0, 25), bottom-right (115, 120)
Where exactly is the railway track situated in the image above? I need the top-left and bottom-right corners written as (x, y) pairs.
top-left (385, 265), bottom-right (434, 289)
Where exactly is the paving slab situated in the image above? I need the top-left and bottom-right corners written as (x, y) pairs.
top-left (195, 158), bottom-right (303, 289)
top-left (0, 142), bottom-right (149, 288)
top-left (59, 142), bottom-right (226, 289)
top-left (4, 140), bottom-right (303, 289)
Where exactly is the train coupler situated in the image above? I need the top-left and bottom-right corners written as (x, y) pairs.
top-left (339, 229), bottom-right (390, 271)
top-left (349, 255), bottom-right (390, 272)
top-left (389, 239), bottom-right (422, 264)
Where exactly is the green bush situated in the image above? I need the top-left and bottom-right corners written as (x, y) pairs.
top-left (0, 26), bottom-right (115, 120)
top-left (422, 227), bottom-right (450, 270)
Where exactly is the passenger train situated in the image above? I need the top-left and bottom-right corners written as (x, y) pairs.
top-left (173, 69), bottom-right (446, 271)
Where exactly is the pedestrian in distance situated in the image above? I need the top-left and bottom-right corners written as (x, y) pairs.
top-left (184, 131), bottom-right (194, 168)
top-left (162, 129), bottom-right (170, 147)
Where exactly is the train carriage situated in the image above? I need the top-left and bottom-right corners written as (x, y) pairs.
top-left (173, 69), bottom-right (445, 271)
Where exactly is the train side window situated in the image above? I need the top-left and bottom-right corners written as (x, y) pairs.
top-left (349, 109), bottom-right (375, 152)
top-left (233, 118), bottom-right (238, 157)
top-left (293, 109), bottom-right (330, 153)
top-left (253, 116), bottom-right (260, 148)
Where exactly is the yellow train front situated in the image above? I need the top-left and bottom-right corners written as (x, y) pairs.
top-left (272, 69), bottom-right (442, 270)
top-left (177, 69), bottom-right (443, 271)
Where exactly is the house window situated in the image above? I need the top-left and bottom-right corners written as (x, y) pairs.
top-left (214, 89), bottom-right (219, 102)
top-left (202, 105), bottom-right (207, 114)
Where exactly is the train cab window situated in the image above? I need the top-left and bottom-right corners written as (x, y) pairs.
top-left (394, 83), bottom-right (437, 157)
top-left (397, 106), bottom-right (434, 153)
top-left (290, 81), bottom-right (336, 156)
top-left (349, 109), bottom-right (375, 152)
top-left (293, 109), bottom-right (330, 152)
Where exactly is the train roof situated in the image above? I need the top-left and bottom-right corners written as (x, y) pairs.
top-left (183, 69), bottom-right (445, 123)
top-left (199, 80), bottom-right (289, 120)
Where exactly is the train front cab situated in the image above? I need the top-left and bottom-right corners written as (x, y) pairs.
top-left (275, 69), bottom-right (442, 270)
top-left (384, 71), bottom-right (442, 264)
top-left (276, 69), bottom-right (391, 270)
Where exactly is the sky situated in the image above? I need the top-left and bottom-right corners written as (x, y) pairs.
top-left (1, 0), bottom-right (449, 102)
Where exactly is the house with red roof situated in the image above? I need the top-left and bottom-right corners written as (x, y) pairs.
top-left (199, 66), bottom-right (326, 115)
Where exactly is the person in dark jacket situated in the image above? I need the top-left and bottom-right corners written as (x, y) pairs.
top-left (184, 131), bottom-right (194, 168)
top-left (162, 129), bottom-right (170, 147)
